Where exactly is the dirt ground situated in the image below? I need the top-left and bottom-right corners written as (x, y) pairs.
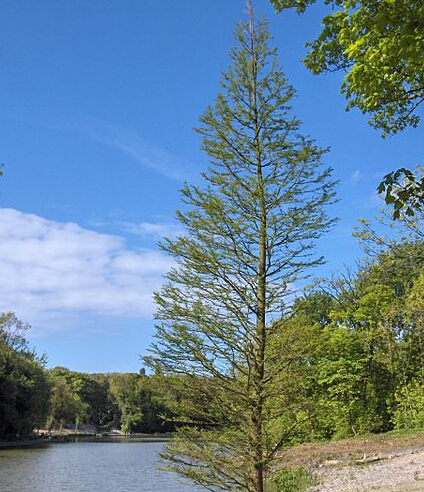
top-left (275, 430), bottom-right (424, 492)
top-left (309, 450), bottom-right (424, 491)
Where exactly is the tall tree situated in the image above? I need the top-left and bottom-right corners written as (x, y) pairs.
top-left (270, 0), bottom-right (424, 216)
top-left (146, 6), bottom-right (336, 491)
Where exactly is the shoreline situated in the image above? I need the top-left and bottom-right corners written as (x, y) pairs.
top-left (0, 432), bottom-right (171, 449)
top-left (0, 438), bottom-right (52, 449)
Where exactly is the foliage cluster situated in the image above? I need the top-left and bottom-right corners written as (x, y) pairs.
top-left (45, 368), bottom-right (175, 434)
top-left (271, 0), bottom-right (424, 136)
top-left (378, 167), bottom-right (424, 220)
top-left (0, 313), bottom-right (50, 439)
top-left (271, 467), bottom-right (318, 492)
top-left (269, 238), bottom-right (424, 443)
top-left (0, 314), bottom-right (178, 439)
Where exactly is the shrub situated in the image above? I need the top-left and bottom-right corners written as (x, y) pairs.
top-left (272, 467), bottom-right (318, 492)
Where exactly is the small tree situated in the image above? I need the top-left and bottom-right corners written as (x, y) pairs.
top-left (146, 6), bottom-right (336, 492)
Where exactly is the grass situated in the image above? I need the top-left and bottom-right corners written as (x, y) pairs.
top-left (268, 467), bottom-right (318, 492)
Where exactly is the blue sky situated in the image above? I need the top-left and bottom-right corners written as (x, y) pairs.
top-left (0, 0), bottom-right (422, 373)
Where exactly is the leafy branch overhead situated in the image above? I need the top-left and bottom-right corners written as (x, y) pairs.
top-left (271, 0), bottom-right (424, 137)
top-left (270, 0), bottom-right (424, 218)
top-left (378, 167), bottom-right (424, 219)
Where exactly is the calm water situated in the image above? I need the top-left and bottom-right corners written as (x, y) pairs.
top-left (0, 438), bottom-right (202, 492)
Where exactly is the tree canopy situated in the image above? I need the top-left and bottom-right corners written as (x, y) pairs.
top-left (270, 0), bottom-right (424, 218)
top-left (0, 313), bottom-right (50, 439)
top-left (271, 0), bottom-right (424, 136)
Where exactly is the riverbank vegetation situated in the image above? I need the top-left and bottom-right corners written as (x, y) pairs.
top-left (0, 315), bottom-right (176, 439)
top-left (0, 312), bottom-right (50, 439)
top-left (45, 367), bottom-right (175, 434)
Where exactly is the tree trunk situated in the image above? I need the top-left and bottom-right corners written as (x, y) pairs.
top-left (249, 3), bottom-right (266, 490)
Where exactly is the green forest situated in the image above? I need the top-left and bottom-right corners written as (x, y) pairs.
top-left (0, 316), bottom-right (175, 438)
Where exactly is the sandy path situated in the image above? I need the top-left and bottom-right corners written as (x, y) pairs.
top-left (308, 450), bottom-right (424, 492)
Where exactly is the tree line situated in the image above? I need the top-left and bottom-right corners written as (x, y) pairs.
top-left (0, 320), bottom-right (176, 439)
top-left (45, 367), bottom-right (175, 434)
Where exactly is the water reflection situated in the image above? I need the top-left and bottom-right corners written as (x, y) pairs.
top-left (0, 439), bottom-right (201, 492)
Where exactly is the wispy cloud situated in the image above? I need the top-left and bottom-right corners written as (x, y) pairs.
top-left (353, 190), bottom-right (384, 210)
top-left (75, 118), bottom-right (193, 181)
top-left (349, 170), bottom-right (363, 185)
top-left (372, 171), bottom-right (387, 180)
top-left (119, 221), bottom-right (183, 239)
top-left (88, 219), bottom-right (184, 241)
top-left (0, 208), bottom-right (174, 332)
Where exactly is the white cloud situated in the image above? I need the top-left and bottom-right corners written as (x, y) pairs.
top-left (0, 208), bottom-right (174, 331)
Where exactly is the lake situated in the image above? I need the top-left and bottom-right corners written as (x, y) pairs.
top-left (0, 438), bottom-right (202, 492)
